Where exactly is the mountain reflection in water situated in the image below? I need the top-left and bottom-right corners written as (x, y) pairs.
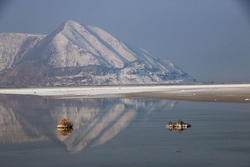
top-left (0, 95), bottom-right (175, 152)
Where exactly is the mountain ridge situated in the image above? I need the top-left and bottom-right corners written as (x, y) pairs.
top-left (0, 20), bottom-right (196, 87)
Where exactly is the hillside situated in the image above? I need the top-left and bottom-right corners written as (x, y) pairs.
top-left (0, 20), bottom-right (196, 87)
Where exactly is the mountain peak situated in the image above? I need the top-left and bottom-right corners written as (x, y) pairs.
top-left (64, 20), bottom-right (80, 26)
top-left (62, 20), bottom-right (84, 32)
top-left (0, 20), bottom-right (196, 87)
top-left (52, 20), bottom-right (84, 37)
top-left (46, 20), bottom-right (84, 41)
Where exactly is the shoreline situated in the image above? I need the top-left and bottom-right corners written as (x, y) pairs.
top-left (0, 84), bottom-right (250, 103)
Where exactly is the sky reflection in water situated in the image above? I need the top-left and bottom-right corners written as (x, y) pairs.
top-left (0, 95), bottom-right (250, 167)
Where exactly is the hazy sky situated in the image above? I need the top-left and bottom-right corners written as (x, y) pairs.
top-left (0, 0), bottom-right (250, 83)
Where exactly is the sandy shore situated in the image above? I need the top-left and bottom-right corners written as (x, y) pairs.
top-left (0, 84), bottom-right (250, 103)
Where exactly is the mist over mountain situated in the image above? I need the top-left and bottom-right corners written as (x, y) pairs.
top-left (0, 20), bottom-right (196, 87)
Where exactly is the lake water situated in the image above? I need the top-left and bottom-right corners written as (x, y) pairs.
top-left (0, 95), bottom-right (250, 167)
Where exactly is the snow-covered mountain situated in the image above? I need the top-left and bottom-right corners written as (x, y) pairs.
top-left (0, 20), bottom-right (196, 87)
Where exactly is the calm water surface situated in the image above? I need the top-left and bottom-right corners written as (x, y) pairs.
top-left (0, 95), bottom-right (250, 167)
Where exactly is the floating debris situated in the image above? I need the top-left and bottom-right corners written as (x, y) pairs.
top-left (166, 120), bottom-right (191, 132)
top-left (245, 98), bottom-right (249, 102)
top-left (57, 119), bottom-right (73, 136)
top-left (57, 128), bottom-right (73, 136)
top-left (57, 119), bottom-right (73, 129)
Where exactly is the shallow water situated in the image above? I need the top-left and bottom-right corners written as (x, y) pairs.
top-left (0, 95), bottom-right (250, 167)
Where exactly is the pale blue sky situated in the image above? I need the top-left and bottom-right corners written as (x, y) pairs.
top-left (0, 0), bottom-right (250, 82)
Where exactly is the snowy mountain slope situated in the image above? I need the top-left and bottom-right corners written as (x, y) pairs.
top-left (0, 20), bottom-right (196, 87)
top-left (0, 33), bottom-right (45, 71)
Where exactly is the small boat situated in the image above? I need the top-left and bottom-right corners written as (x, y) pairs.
top-left (166, 120), bottom-right (191, 131)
